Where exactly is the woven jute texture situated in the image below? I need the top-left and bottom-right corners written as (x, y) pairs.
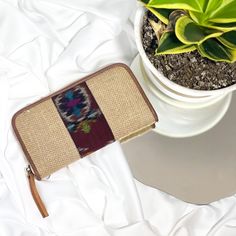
top-left (14, 99), bottom-right (80, 179)
top-left (86, 65), bottom-right (156, 141)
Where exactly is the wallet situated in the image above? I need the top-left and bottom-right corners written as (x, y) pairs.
top-left (12, 63), bottom-right (158, 217)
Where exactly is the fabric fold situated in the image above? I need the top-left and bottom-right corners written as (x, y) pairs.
top-left (0, 0), bottom-right (236, 235)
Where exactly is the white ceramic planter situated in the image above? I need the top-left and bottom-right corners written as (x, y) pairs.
top-left (134, 7), bottom-right (236, 100)
top-left (133, 7), bottom-right (235, 137)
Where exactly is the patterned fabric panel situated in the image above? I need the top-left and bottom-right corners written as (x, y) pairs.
top-left (52, 82), bottom-right (115, 157)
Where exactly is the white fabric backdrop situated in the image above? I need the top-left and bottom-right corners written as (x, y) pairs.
top-left (1, 0), bottom-right (236, 235)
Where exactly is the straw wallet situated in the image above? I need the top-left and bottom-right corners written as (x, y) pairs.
top-left (12, 63), bottom-right (158, 217)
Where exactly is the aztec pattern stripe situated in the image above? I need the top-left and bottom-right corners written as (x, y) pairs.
top-left (52, 82), bottom-right (115, 157)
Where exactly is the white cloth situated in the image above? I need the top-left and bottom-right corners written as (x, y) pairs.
top-left (0, 0), bottom-right (236, 235)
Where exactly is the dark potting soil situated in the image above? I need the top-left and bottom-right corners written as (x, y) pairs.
top-left (142, 11), bottom-right (236, 90)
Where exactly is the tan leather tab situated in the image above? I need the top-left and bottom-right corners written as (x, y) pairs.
top-left (26, 166), bottom-right (49, 218)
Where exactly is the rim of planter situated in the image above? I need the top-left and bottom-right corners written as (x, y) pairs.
top-left (134, 6), bottom-right (236, 98)
top-left (131, 54), bottom-right (233, 138)
top-left (140, 58), bottom-right (229, 109)
top-left (141, 61), bottom-right (222, 103)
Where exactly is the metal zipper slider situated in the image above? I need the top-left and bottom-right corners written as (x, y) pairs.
top-left (26, 165), bottom-right (49, 218)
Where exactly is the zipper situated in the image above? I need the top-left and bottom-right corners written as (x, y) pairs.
top-left (26, 165), bottom-right (49, 218)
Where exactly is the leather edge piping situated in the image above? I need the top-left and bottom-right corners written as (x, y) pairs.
top-left (12, 112), bottom-right (42, 180)
top-left (116, 63), bottom-right (158, 123)
top-left (11, 63), bottom-right (158, 181)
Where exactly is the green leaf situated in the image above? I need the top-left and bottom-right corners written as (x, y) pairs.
top-left (205, 0), bottom-right (223, 13)
top-left (207, 22), bottom-right (236, 32)
top-left (146, 7), bottom-right (173, 24)
top-left (156, 31), bottom-right (196, 54)
top-left (209, 0), bottom-right (236, 23)
top-left (198, 38), bottom-right (236, 62)
top-left (140, 0), bottom-right (150, 4)
top-left (189, 11), bottom-right (203, 24)
top-left (147, 0), bottom-right (203, 12)
top-left (188, 1), bottom-right (223, 24)
top-left (198, 0), bottom-right (212, 12)
top-left (218, 31), bottom-right (236, 49)
top-left (175, 16), bottom-right (223, 45)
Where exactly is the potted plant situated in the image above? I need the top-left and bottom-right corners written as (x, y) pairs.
top-left (134, 0), bottom-right (236, 137)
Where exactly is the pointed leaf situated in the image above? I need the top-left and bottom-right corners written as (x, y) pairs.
top-left (147, 0), bottom-right (203, 12)
top-left (189, 1), bottom-right (223, 24)
top-left (205, 0), bottom-right (223, 13)
top-left (207, 22), bottom-right (236, 32)
top-left (209, 0), bottom-right (236, 23)
top-left (175, 16), bottom-right (223, 45)
top-left (156, 31), bottom-right (196, 55)
top-left (198, 38), bottom-right (236, 62)
top-left (189, 11), bottom-right (203, 24)
top-left (198, 0), bottom-right (210, 12)
top-left (218, 31), bottom-right (236, 49)
top-left (146, 7), bottom-right (173, 24)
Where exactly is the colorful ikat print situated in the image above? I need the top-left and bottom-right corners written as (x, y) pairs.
top-left (52, 82), bottom-right (115, 156)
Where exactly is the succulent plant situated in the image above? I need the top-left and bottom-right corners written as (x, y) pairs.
top-left (141, 0), bottom-right (236, 63)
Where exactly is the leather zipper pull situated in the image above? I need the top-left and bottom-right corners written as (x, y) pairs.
top-left (26, 166), bottom-right (49, 218)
